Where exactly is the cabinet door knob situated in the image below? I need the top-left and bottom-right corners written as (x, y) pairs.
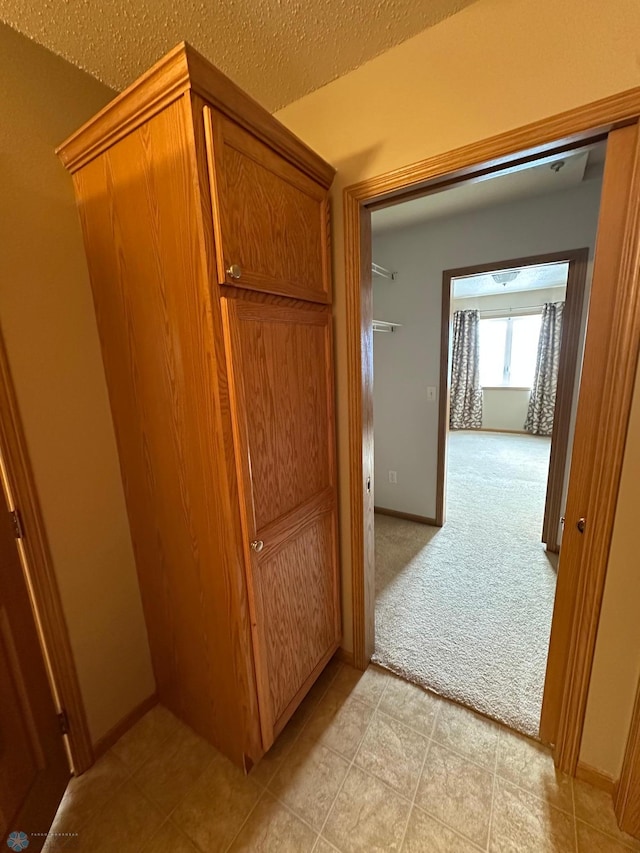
top-left (250, 539), bottom-right (264, 552)
top-left (226, 264), bottom-right (242, 280)
top-left (576, 517), bottom-right (586, 534)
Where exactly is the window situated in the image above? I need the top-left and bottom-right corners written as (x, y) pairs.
top-left (479, 314), bottom-right (541, 387)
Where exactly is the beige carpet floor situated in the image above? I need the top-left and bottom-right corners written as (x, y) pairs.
top-left (373, 430), bottom-right (556, 737)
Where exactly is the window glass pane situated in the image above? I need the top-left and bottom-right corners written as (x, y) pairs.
top-left (510, 314), bottom-right (542, 387)
top-left (479, 318), bottom-right (508, 386)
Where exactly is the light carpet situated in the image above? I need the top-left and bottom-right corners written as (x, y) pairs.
top-left (373, 430), bottom-right (556, 737)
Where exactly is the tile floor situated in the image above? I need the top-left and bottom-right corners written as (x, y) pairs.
top-left (43, 661), bottom-right (640, 852)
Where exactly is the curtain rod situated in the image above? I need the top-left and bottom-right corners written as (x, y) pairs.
top-left (477, 304), bottom-right (554, 319)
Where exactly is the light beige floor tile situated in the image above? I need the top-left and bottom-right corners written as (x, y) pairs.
top-left (111, 705), bottom-right (181, 772)
top-left (495, 727), bottom-right (573, 813)
top-left (228, 792), bottom-right (317, 852)
top-left (141, 818), bottom-right (200, 852)
top-left (171, 752), bottom-right (261, 852)
top-left (250, 717), bottom-right (303, 787)
top-left (263, 658), bottom-right (343, 751)
top-left (490, 777), bottom-right (576, 852)
top-left (70, 779), bottom-right (164, 852)
top-left (354, 711), bottom-right (428, 798)
top-left (403, 806), bottom-right (485, 852)
top-left (315, 839), bottom-right (341, 853)
top-left (331, 664), bottom-right (389, 707)
top-left (577, 819), bottom-right (640, 852)
top-left (308, 657), bottom-right (343, 701)
top-left (304, 688), bottom-right (374, 759)
top-left (415, 741), bottom-right (493, 848)
top-left (377, 675), bottom-right (441, 738)
top-left (268, 734), bottom-right (349, 830)
top-left (432, 700), bottom-right (499, 770)
top-left (132, 722), bottom-right (217, 812)
top-left (47, 751), bottom-right (130, 837)
top-left (323, 765), bottom-right (411, 852)
top-left (573, 781), bottom-right (640, 849)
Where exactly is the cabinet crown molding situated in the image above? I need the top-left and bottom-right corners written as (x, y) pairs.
top-left (56, 41), bottom-right (335, 188)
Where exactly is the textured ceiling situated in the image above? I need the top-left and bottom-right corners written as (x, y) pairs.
top-left (372, 143), bottom-right (606, 233)
top-left (453, 263), bottom-right (570, 298)
top-left (0, 0), bottom-right (476, 111)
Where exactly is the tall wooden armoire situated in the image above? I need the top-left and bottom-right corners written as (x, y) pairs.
top-left (57, 43), bottom-right (340, 770)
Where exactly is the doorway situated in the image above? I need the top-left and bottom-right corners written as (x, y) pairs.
top-left (347, 113), bottom-right (640, 774)
top-left (370, 161), bottom-right (598, 737)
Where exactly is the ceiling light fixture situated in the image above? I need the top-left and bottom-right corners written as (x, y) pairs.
top-left (492, 271), bottom-right (520, 286)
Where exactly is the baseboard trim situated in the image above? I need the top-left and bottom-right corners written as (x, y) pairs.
top-left (374, 506), bottom-right (437, 526)
top-left (576, 760), bottom-right (617, 794)
top-left (92, 693), bottom-right (158, 764)
top-left (334, 647), bottom-right (355, 667)
top-left (478, 428), bottom-right (530, 435)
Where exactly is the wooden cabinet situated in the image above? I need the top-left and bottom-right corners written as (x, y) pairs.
top-left (57, 43), bottom-right (339, 770)
top-left (222, 297), bottom-right (339, 744)
top-left (205, 109), bottom-right (331, 303)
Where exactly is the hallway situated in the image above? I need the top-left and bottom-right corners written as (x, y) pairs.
top-left (44, 661), bottom-right (636, 852)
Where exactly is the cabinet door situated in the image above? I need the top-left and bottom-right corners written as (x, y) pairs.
top-left (205, 108), bottom-right (331, 304)
top-left (221, 296), bottom-right (340, 745)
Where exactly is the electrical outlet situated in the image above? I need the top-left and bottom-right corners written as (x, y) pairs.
top-left (388, 470), bottom-right (397, 484)
top-left (427, 386), bottom-right (437, 402)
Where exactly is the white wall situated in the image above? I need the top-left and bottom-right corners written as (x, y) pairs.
top-left (372, 180), bottom-right (601, 518)
top-left (481, 389), bottom-right (530, 432)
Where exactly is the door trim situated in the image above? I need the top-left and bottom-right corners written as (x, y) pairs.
top-left (0, 329), bottom-right (93, 774)
top-left (542, 123), bottom-right (640, 769)
top-left (542, 250), bottom-right (589, 553)
top-left (616, 675), bottom-right (640, 836)
top-left (345, 86), bottom-right (640, 776)
top-left (439, 248), bottom-right (588, 542)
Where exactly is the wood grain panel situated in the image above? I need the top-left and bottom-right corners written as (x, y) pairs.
top-left (186, 94), bottom-right (272, 756)
top-left (205, 109), bottom-right (331, 303)
top-left (261, 513), bottom-right (338, 721)
top-left (221, 294), bottom-right (340, 743)
top-left (226, 301), bottom-right (333, 529)
top-left (72, 96), bottom-right (262, 767)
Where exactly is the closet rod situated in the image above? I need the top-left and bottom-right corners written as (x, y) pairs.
top-left (373, 319), bottom-right (403, 332)
top-left (372, 262), bottom-right (398, 281)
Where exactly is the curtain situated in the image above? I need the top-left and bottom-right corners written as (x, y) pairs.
top-left (524, 301), bottom-right (565, 435)
top-left (449, 309), bottom-right (483, 430)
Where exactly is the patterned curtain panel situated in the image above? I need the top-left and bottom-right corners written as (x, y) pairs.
top-left (524, 301), bottom-right (565, 436)
top-left (449, 309), bottom-right (483, 430)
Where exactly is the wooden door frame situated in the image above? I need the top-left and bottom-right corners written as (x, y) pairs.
top-left (0, 328), bottom-right (93, 774)
top-left (345, 87), bottom-right (640, 777)
top-left (616, 675), bottom-right (640, 835)
top-left (439, 248), bottom-right (588, 543)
